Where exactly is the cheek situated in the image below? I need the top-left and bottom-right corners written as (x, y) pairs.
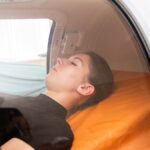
top-left (65, 72), bottom-right (84, 86)
top-left (54, 70), bottom-right (77, 87)
top-left (45, 68), bottom-right (85, 90)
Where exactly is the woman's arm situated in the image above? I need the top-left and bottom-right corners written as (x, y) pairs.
top-left (1, 138), bottom-right (34, 150)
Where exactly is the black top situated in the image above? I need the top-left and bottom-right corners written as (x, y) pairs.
top-left (0, 94), bottom-right (74, 150)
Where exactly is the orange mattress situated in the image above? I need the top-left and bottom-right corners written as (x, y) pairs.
top-left (68, 71), bottom-right (150, 150)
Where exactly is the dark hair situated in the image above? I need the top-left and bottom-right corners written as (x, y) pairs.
top-left (68, 51), bottom-right (114, 115)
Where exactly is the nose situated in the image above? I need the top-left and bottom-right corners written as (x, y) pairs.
top-left (56, 57), bottom-right (63, 65)
top-left (56, 57), bottom-right (68, 65)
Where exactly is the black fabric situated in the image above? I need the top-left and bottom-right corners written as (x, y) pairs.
top-left (0, 108), bottom-right (31, 145)
top-left (0, 94), bottom-right (73, 150)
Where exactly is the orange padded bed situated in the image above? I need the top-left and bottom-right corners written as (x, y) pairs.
top-left (68, 71), bottom-right (150, 150)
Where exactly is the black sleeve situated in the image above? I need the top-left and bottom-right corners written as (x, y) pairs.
top-left (35, 119), bottom-right (74, 150)
top-left (36, 136), bottom-right (73, 150)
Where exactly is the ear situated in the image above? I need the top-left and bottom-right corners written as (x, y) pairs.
top-left (77, 83), bottom-right (95, 96)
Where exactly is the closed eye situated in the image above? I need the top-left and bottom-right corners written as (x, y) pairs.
top-left (69, 57), bottom-right (82, 67)
top-left (70, 61), bottom-right (77, 66)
